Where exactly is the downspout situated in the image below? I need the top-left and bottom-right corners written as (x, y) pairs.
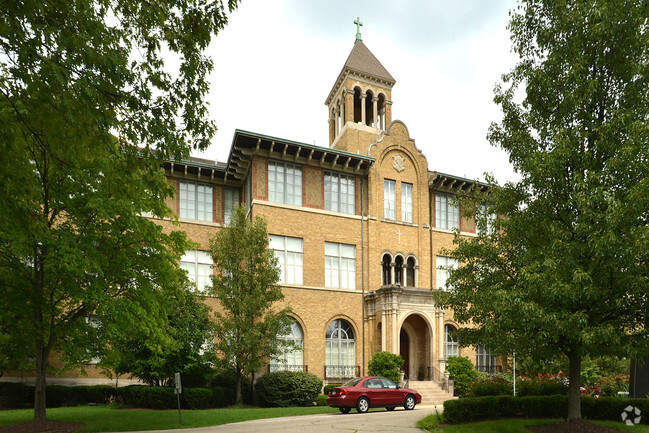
top-left (360, 168), bottom-right (366, 376)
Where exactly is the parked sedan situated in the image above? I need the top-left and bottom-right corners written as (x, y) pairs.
top-left (326, 376), bottom-right (422, 413)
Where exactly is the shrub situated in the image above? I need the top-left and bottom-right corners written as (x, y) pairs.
top-left (517, 374), bottom-right (568, 396)
top-left (443, 395), bottom-right (649, 425)
top-left (255, 371), bottom-right (322, 407)
top-left (211, 370), bottom-right (252, 405)
top-left (323, 383), bottom-right (342, 395)
top-left (0, 382), bottom-right (33, 409)
top-left (117, 386), bottom-right (176, 409)
top-left (184, 388), bottom-right (212, 409)
top-left (212, 386), bottom-right (235, 407)
top-left (466, 376), bottom-right (513, 397)
top-left (367, 351), bottom-right (404, 383)
top-left (445, 356), bottom-right (478, 396)
top-left (316, 394), bottom-right (328, 406)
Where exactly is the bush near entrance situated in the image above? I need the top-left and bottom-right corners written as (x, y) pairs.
top-left (445, 356), bottom-right (478, 396)
top-left (367, 351), bottom-right (404, 383)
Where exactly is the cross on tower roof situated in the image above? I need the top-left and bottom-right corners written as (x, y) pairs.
top-left (354, 17), bottom-right (363, 41)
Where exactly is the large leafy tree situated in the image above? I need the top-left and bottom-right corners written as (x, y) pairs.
top-left (0, 0), bottom-right (239, 421)
top-left (101, 283), bottom-right (216, 387)
top-left (436, 0), bottom-right (649, 422)
top-left (209, 206), bottom-right (292, 403)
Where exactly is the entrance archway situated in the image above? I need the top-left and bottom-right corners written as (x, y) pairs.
top-left (399, 329), bottom-right (409, 377)
top-left (399, 313), bottom-right (431, 380)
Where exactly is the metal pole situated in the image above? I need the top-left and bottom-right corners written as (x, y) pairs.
top-left (513, 351), bottom-right (516, 397)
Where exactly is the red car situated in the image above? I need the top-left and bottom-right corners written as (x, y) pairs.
top-left (326, 376), bottom-right (422, 413)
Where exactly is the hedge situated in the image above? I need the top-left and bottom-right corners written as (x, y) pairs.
top-left (443, 395), bottom-right (649, 424)
top-left (323, 383), bottom-right (342, 395)
top-left (255, 371), bottom-right (322, 407)
top-left (0, 383), bottom-right (235, 409)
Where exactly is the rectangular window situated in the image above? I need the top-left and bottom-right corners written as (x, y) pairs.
top-left (244, 170), bottom-right (251, 212)
top-left (384, 179), bottom-right (396, 219)
top-left (435, 192), bottom-right (459, 229)
top-left (268, 160), bottom-right (302, 206)
top-left (180, 181), bottom-right (213, 222)
top-left (224, 187), bottom-right (239, 225)
top-left (478, 204), bottom-right (497, 235)
top-left (477, 346), bottom-right (498, 373)
top-left (269, 235), bottom-right (303, 285)
top-left (180, 250), bottom-right (213, 292)
top-left (436, 256), bottom-right (459, 291)
top-left (325, 172), bottom-right (355, 214)
top-left (401, 182), bottom-right (413, 222)
top-left (325, 242), bottom-right (356, 289)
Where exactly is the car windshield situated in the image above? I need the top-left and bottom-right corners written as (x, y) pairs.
top-left (342, 378), bottom-right (363, 387)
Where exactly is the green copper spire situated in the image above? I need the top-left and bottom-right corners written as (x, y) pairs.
top-left (354, 17), bottom-right (363, 41)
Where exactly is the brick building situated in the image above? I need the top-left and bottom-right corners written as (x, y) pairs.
top-left (158, 36), bottom-right (498, 385)
top-left (5, 36), bottom-right (500, 390)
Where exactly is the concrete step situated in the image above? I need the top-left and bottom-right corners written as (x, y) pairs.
top-left (407, 380), bottom-right (456, 405)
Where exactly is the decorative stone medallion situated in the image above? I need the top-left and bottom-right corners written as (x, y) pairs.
top-left (393, 154), bottom-right (405, 173)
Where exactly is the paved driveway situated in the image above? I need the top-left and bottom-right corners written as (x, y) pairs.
top-left (120, 405), bottom-right (442, 433)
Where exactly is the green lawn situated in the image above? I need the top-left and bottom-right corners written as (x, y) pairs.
top-left (417, 414), bottom-right (649, 433)
top-left (0, 405), bottom-right (339, 432)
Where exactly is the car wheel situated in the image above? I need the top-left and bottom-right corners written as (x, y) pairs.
top-left (386, 406), bottom-right (395, 411)
top-left (404, 394), bottom-right (416, 410)
top-left (339, 407), bottom-right (351, 414)
top-left (356, 396), bottom-right (370, 413)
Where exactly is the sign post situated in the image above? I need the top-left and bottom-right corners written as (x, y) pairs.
top-left (174, 372), bottom-right (182, 425)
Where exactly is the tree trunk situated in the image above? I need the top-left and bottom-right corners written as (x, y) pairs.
top-left (234, 370), bottom-right (242, 404)
top-left (567, 352), bottom-right (582, 422)
top-left (34, 343), bottom-right (49, 421)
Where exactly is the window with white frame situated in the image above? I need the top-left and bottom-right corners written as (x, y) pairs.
top-left (401, 182), bottom-right (413, 222)
top-left (269, 235), bottom-right (303, 285)
top-left (478, 204), bottom-right (497, 235)
top-left (224, 187), bottom-right (239, 225)
top-left (325, 242), bottom-right (356, 289)
top-left (325, 172), bottom-right (355, 214)
top-left (271, 319), bottom-right (304, 372)
top-left (384, 179), bottom-right (396, 219)
top-left (180, 250), bottom-right (213, 292)
top-left (268, 160), bottom-right (302, 206)
top-left (477, 346), bottom-right (497, 373)
top-left (435, 192), bottom-right (459, 230)
top-left (436, 256), bottom-right (459, 290)
top-left (326, 319), bottom-right (355, 368)
top-left (180, 181), bottom-right (213, 222)
top-left (445, 325), bottom-right (459, 359)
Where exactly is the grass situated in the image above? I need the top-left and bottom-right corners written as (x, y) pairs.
top-left (417, 415), bottom-right (649, 433)
top-left (0, 405), bottom-right (339, 432)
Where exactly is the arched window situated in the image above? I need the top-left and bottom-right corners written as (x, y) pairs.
top-left (395, 256), bottom-right (404, 286)
top-left (365, 90), bottom-right (374, 127)
top-left (272, 319), bottom-right (304, 372)
top-left (326, 319), bottom-right (356, 378)
top-left (445, 325), bottom-right (459, 359)
top-left (382, 254), bottom-right (392, 286)
top-left (406, 257), bottom-right (416, 287)
top-left (353, 87), bottom-right (362, 123)
top-left (377, 94), bottom-right (386, 129)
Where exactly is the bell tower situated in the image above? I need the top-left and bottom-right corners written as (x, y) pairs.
top-left (325, 18), bottom-right (396, 153)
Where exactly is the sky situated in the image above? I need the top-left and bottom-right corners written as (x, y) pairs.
top-left (199, 0), bottom-right (521, 184)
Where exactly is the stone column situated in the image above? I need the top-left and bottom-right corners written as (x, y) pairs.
top-left (372, 96), bottom-right (378, 128)
top-left (329, 111), bottom-right (335, 145)
top-left (334, 104), bottom-right (340, 137)
top-left (344, 89), bottom-right (354, 124)
top-left (385, 100), bottom-right (393, 126)
top-left (361, 92), bottom-right (367, 125)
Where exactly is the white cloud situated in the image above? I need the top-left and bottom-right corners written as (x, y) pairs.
top-left (199, 0), bottom-right (521, 184)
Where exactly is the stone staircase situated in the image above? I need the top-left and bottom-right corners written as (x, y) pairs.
top-left (407, 380), bottom-right (457, 406)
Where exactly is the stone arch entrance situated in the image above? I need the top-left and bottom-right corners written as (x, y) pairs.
top-left (399, 314), bottom-right (431, 380)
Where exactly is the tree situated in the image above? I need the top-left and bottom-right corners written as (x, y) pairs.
top-left (367, 351), bottom-right (404, 384)
top-left (209, 205), bottom-right (292, 403)
top-left (0, 0), bottom-right (239, 421)
top-left (436, 0), bottom-right (649, 422)
top-left (101, 283), bottom-right (216, 387)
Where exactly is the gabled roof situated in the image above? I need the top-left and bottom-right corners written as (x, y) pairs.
top-left (325, 40), bottom-right (396, 105)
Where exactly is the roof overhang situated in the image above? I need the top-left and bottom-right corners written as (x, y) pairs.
top-left (429, 171), bottom-right (491, 194)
